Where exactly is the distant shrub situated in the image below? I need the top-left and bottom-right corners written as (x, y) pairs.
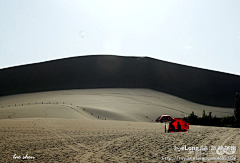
top-left (184, 111), bottom-right (200, 125)
top-left (234, 92), bottom-right (240, 125)
top-left (183, 93), bottom-right (240, 127)
top-left (202, 110), bottom-right (206, 118)
top-left (220, 116), bottom-right (235, 126)
top-left (184, 111), bottom-right (237, 127)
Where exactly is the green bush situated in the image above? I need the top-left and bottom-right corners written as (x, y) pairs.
top-left (220, 116), bottom-right (235, 126)
top-left (184, 111), bottom-right (236, 127)
top-left (234, 92), bottom-right (240, 124)
top-left (184, 93), bottom-right (239, 127)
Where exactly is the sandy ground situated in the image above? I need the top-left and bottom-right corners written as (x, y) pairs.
top-left (0, 89), bottom-right (238, 162)
top-left (0, 118), bottom-right (239, 162)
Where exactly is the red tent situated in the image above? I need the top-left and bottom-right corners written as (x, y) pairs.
top-left (168, 118), bottom-right (189, 132)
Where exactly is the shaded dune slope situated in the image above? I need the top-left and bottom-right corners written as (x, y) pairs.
top-left (1, 55), bottom-right (240, 107)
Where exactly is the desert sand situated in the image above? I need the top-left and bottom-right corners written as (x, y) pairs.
top-left (0, 118), bottom-right (239, 162)
top-left (0, 88), bottom-right (239, 162)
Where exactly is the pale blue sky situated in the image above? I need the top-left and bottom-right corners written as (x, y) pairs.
top-left (1, 0), bottom-right (240, 75)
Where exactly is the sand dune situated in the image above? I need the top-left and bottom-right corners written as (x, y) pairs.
top-left (1, 89), bottom-right (238, 162)
top-left (0, 89), bottom-right (234, 121)
top-left (0, 89), bottom-right (238, 162)
top-left (0, 55), bottom-right (239, 162)
top-left (1, 55), bottom-right (240, 107)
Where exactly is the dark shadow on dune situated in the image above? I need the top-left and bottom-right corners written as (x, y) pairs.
top-left (0, 55), bottom-right (240, 107)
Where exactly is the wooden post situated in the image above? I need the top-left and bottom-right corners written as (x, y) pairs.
top-left (165, 122), bottom-right (166, 133)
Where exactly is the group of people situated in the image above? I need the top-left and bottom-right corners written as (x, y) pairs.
top-left (168, 122), bottom-right (187, 132)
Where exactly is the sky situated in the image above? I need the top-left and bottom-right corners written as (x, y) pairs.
top-left (1, 0), bottom-right (240, 75)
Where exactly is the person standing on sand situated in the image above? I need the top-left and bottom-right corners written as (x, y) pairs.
top-left (168, 122), bottom-right (175, 132)
top-left (177, 122), bottom-right (182, 132)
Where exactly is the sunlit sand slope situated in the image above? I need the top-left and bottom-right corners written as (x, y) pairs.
top-left (0, 89), bottom-right (233, 121)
